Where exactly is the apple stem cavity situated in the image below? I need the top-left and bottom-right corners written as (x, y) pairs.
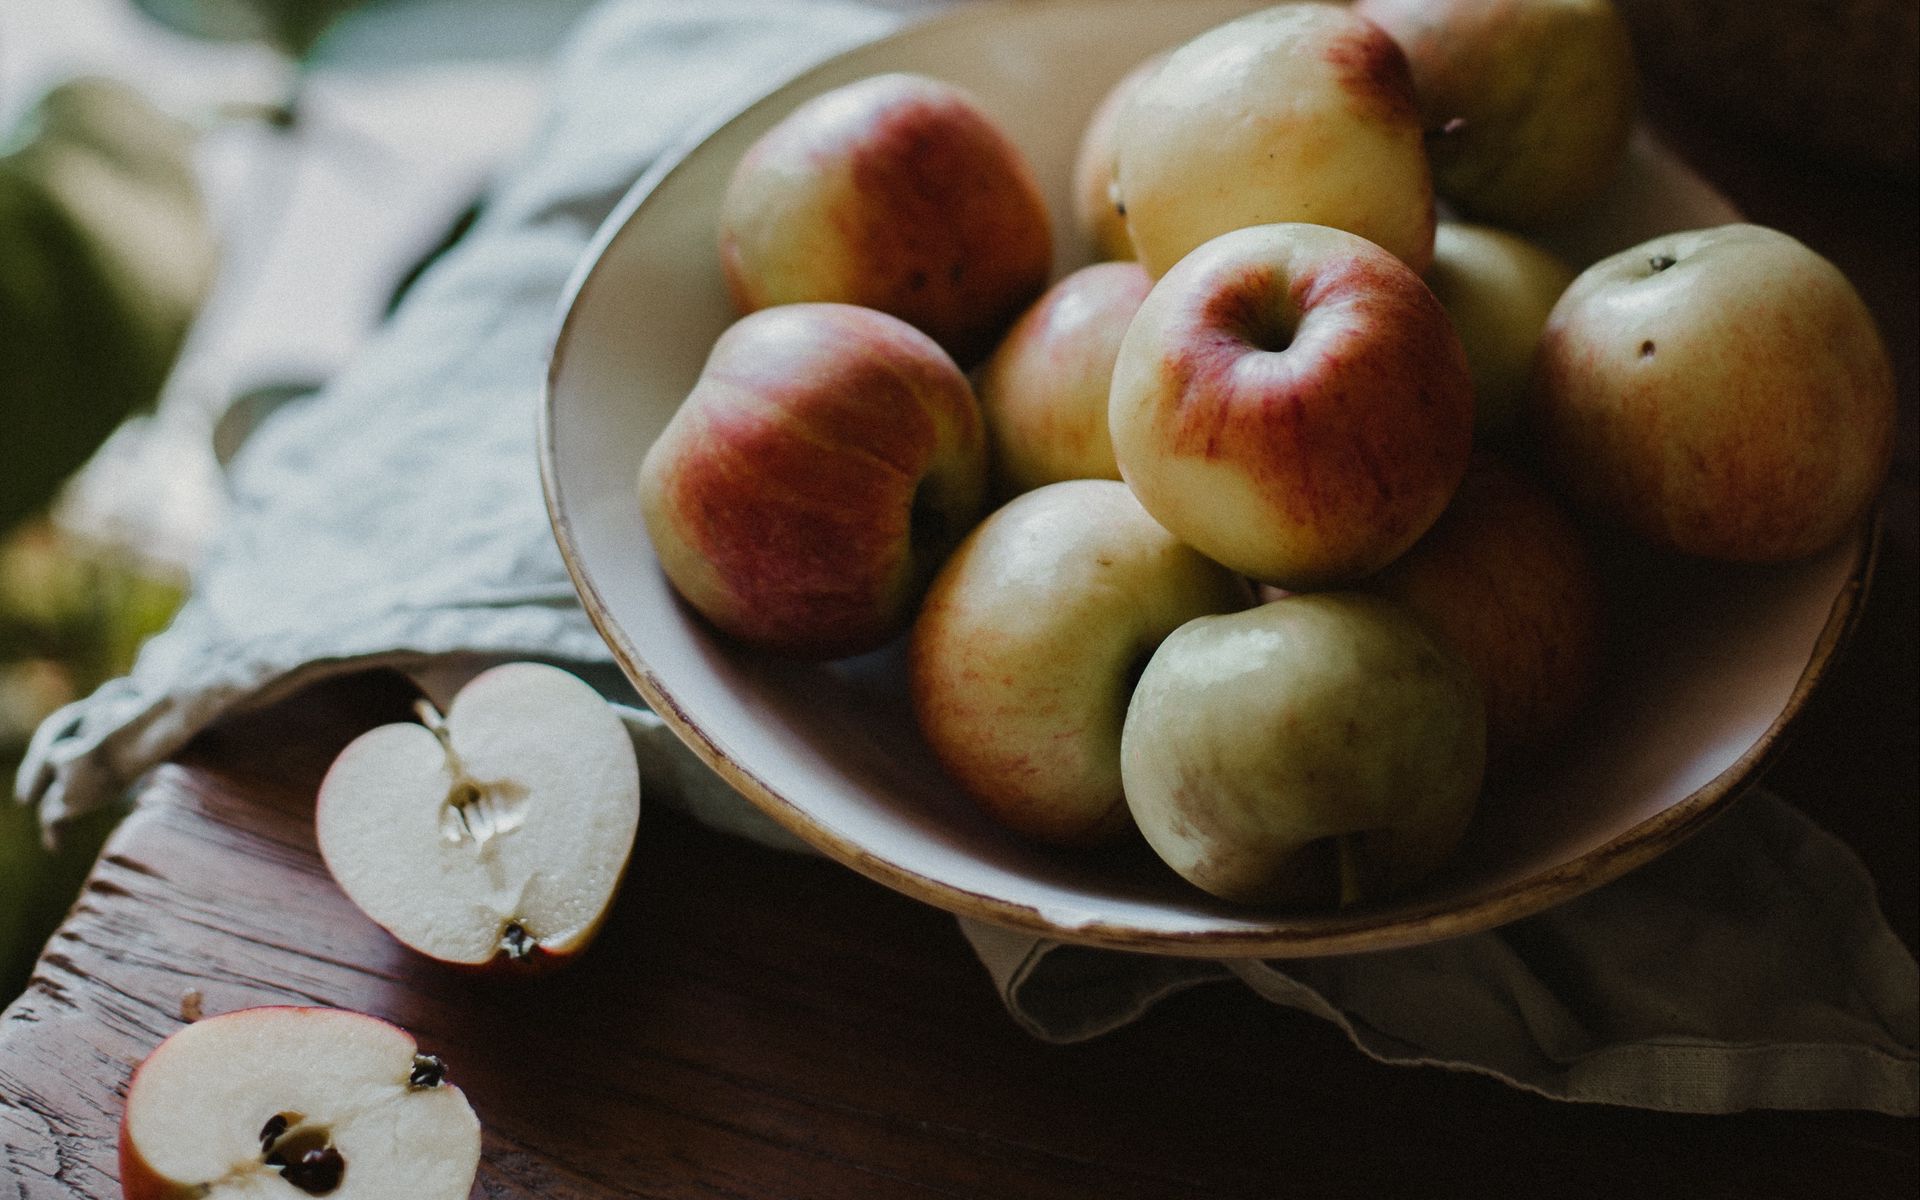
top-left (1647, 254), bottom-right (1676, 273)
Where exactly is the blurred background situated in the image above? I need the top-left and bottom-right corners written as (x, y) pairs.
top-left (2, 0), bottom-right (1915, 1007)
top-left (0, 0), bottom-right (608, 1001)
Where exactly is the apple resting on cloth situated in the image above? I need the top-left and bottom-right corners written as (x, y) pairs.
top-left (316, 662), bottom-right (640, 970)
top-left (1423, 221), bottom-right (1576, 440)
top-left (1355, 0), bottom-right (1638, 230)
top-left (910, 479), bottom-right (1251, 846)
top-left (1068, 51), bottom-right (1165, 263)
top-left (1363, 454), bottom-right (1603, 770)
top-left (118, 1006), bottom-right (481, 1199)
top-left (1112, 2), bottom-right (1435, 277)
top-left (717, 71), bottom-right (1052, 365)
top-left (638, 303), bottom-right (986, 658)
top-left (1529, 224), bottom-right (1896, 562)
top-left (1109, 222), bottom-right (1474, 590)
top-left (1122, 593), bottom-right (1486, 907)
top-left (976, 260), bottom-right (1152, 496)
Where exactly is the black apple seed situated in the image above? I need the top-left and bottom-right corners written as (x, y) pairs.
top-left (1648, 254), bottom-right (1676, 273)
top-left (280, 1145), bottom-right (346, 1195)
top-left (259, 1114), bottom-right (289, 1152)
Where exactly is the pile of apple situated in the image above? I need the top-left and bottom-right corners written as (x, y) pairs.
top-left (638, 0), bottom-right (1895, 910)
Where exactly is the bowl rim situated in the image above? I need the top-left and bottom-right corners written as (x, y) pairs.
top-left (538, 0), bottom-right (1880, 958)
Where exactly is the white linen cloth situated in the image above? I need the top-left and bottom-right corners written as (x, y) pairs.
top-left (15, 0), bottom-right (1917, 1116)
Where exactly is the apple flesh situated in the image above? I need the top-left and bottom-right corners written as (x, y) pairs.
top-left (717, 71), bottom-right (1052, 365)
top-left (118, 1006), bottom-right (481, 1200)
top-left (1122, 593), bottom-right (1486, 907)
top-left (316, 662), bottom-right (640, 970)
top-left (1109, 222), bottom-right (1474, 590)
top-left (1423, 221), bottom-right (1576, 439)
top-left (1529, 224), bottom-right (1896, 562)
top-left (1068, 52), bottom-right (1165, 262)
top-left (1363, 455), bottom-right (1603, 770)
top-left (638, 303), bottom-right (987, 658)
top-left (910, 479), bottom-right (1251, 846)
top-left (976, 261), bottom-right (1152, 496)
top-left (1355, 0), bottom-right (1638, 230)
top-left (1113, 3), bottom-right (1435, 277)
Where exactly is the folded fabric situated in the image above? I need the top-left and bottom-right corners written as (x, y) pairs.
top-left (15, 0), bottom-right (1917, 1117)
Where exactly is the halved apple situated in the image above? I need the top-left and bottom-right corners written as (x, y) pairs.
top-left (315, 662), bottom-right (640, 970)
top-left (118, 1005), bottom-right (481, 1199)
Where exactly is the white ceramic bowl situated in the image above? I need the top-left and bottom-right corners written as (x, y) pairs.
top-left (541, 0), bottom-right (1871, 956)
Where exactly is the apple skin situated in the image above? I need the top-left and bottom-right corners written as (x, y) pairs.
top-left (1121, 593), bottom-right (1485, 907)
top-left (1109, 222), bottom-right (1474, 590)
top-left (1355, 0), bottom-right (1637, 230)
top-left (717, 72), bottom-right (1052, 366)
top-left (1423, 222), bottom-right (1576, 440)
top-left (1362, 454), bottom-right (1603, 770)
top-left (1069, 52), bottom-right (1165, 262)
top-left (639, 303), bottom-right (987, 658)
top-left (976, 261), bottom-right (1152, 497)
top-left (1528, 224), bottom-right (1896, 563)
top-left (910, 479), bottom-right (1251, 846)
top-left (1113, 3), bottom-right (1435, 277)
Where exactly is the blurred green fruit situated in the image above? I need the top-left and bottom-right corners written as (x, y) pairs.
top-left (1, 79), bottom-right (216, 536)
top-left (132, 0), bottom-right (366, 57)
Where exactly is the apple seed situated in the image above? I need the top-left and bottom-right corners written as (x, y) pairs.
top-left (1647, 254), bottom-right (1676, 273)
top-left (261, 1117), bottom-right (345, 1195)
top-left (279, 1145), bottom-right (346, 1195)
top-left (259, 1112), bottom-right (292, 1152)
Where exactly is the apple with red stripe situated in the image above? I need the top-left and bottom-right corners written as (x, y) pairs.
top-left (639, 302), bottom-right (986, 659)
top-left (718, 71), bottom-right (1052, 366)
top-left (119, 1006), bottom-right (481, 1199)
top-left (1113, 3), bottom-right (1436, 278)
top-left (1109, 221), bottom-right (1474, 591)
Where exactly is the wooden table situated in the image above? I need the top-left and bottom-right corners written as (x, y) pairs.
top-left (4, 14), bottom-right (1917, 1199)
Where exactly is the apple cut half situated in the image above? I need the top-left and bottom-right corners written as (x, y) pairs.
top-left (316, 662), bottom-right (641, 969)
top-left (118, 1006), bottom-right (482, 1199)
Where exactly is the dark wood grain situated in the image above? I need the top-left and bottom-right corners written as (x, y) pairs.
top-left (4, 4), bottom-right (1917, 1195)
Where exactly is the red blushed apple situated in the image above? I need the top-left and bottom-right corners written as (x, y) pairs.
top-left (639, 303), bottom-right (987, 658)
top-left (976, 261), bottom-right (1152, 497)
top-left (1529, 224), bottom-right (1896, 563)
top-left (910, 479), bottom-right (1251, 846)
top-left (718, 72), bottom-right (1053, 366)
top-left (1363, 454), bottom-right (1604, 770)
top-left (1109, 222), bottom-right (1474, 590)
top-left (119, 1006), bottom-right (481, 1200)
top-left (1114, 3), bottom-right (1435, 277)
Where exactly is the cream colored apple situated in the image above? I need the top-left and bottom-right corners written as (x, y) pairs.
top-left (1363, 455), bottom-right (1603, 769)
top-left (1113, 3), bottom-right (1435, 277)
top-left (1110, 222), bottom-right (1474, 590)
top-left (1355, 0), bottom-right (1637, 229)
top-left (1529, 224), bottom-right (1895, 562)
top-left (119, 1006), bottom-right (481, 1200)
top-left (910, 479), bottom-right (1251, 846)
top-left (976, 261), bottom-right (1152, 496)
top-left (717, 71), bottom-right (1052, 365)
top-left (1122, 593), bottom-right (1485, 907)
top-left (639, 303), bottom-right (986, 658)
top-left (1069, 51), bottom-right (1164, 262)
top-left (316, 662), bottom-right (640, 971)
top-left (1424, 222), bottom-right (1576, 438)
